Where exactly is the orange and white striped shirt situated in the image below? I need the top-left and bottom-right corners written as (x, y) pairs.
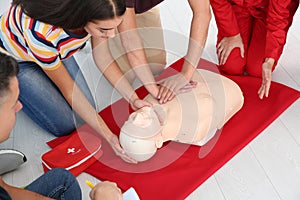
top-left (0, 5), bottom-right (90, 70)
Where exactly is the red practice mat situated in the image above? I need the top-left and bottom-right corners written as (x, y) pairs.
top-left (47, 58), bottom-right (300, 200)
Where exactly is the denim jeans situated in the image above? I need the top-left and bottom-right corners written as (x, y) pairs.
top-left (25, 168), bottom-right (82, 200)
top-left (17, 56), bottom-right (96, 136)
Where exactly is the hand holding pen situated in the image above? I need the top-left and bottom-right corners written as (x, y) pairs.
top-left (86, 180), bottom-right (123, 200)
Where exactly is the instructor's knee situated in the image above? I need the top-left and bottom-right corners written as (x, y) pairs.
top-left (219, 48), bottom-right (245, 75)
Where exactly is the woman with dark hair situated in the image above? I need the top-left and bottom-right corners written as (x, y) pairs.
top-left (0, 0), bottom-right (147, 163)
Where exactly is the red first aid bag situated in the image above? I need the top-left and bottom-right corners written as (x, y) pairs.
top-left (42, 131), bottom-right (102, 176)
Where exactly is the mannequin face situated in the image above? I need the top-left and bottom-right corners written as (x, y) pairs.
top-left (119, 107), bottom-right (164, 162)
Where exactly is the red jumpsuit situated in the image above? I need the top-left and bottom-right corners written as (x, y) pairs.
top-left (210, 0), bottom-right (299, 76)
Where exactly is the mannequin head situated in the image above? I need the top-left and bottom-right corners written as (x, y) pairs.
top-left (119, 106), bottom-right (165, 162)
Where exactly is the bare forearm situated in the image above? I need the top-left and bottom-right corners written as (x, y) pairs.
top-left (3, 185), bottom-right (53, 200)
top-left (43, 63), bottom-right (116, 141)
top-left (118, 8), bottom-right (159, 96)
top-left (126, 48), bottom-right (158, 96)
top-left (183, 0), bottom-right (211, 80)
top-left (99, 60), bottom-right (140, 103)
top-left (92, 37), bottom-right (140, 104)
top-left (64, 83), bottom-right (116, 140)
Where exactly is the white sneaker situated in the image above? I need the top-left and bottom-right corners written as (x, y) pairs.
top-left (0, 149), bottom-right (27, 175)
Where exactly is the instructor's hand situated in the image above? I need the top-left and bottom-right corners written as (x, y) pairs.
top-left (217, 34), bottom-right (244, 65)
top-left (258, 58), bottom-right (275, 99)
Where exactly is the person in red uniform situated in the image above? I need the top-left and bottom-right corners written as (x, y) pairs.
top-left (210, 0), bottom-right (299, 99)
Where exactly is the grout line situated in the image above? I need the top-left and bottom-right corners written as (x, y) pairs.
top-left (213, 175), bottom-right (228, 200)
top-left (278, 114), bottom-right (300, 148)
top-left (248, 145), bottom-right (283, 200)
top-left (280, 65), bottom-right (300, 89)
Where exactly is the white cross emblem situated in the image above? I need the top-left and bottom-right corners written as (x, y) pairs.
top-left (67, 148), bottom-right (75, 154)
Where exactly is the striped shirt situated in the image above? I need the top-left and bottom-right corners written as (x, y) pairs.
top-left (0, 5), bottom-right (90, 70)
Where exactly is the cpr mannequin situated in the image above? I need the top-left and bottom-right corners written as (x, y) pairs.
top-left (120, 69), bottom-right (244, 162)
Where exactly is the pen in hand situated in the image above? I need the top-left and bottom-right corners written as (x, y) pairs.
top-left (86, 180), bottom-right (95, 189)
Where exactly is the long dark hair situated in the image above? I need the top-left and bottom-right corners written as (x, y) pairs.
top-left (12, 0), bottom-right (126, 29)
top-left (0, 52), bottom-right (19, 100)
